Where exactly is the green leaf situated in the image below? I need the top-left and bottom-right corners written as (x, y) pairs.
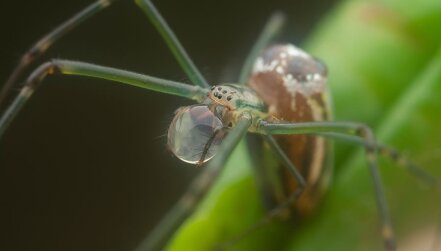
top-left (167, 0), bottom-right (441, 250)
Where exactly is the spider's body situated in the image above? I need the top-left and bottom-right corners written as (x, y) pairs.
top-left (1, 1), bottom-right (439, 251)
top-left (168, 43), bottom-right (334, 218)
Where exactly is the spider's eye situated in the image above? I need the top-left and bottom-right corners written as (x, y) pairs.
top-left (167, 105), bottom-right (226, 164)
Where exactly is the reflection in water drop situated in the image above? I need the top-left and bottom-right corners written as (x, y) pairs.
top-left (167, 105), bottom-right (226, 164)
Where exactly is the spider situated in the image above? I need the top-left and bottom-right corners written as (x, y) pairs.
top-left (2, 0), bottom-right (440, 251)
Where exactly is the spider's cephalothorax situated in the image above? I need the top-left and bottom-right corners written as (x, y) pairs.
top-left (167, 84), bottom-right (267, 164)
top-left (207, 84), bottom-right (266, 112)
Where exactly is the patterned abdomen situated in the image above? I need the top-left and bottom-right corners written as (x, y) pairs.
top-left (249, 44), bottom-right (333, 216)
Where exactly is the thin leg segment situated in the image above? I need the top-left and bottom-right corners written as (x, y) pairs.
top-left (216, 135), bottom-right (306, 250)
top-left (0, 0), bottom-right (119, 109)
top-left (135, 0), bottom-right (209, 88)
top-left (318, 132), bottom-right (441, 192)
top-left (265, 135), bottom-right (306, 188)
top-left (133, 115), bottom-right (252, 251)
top-left (238, 12), bottom-right (286, 84)
top-left (258, 120), bottom-right (396, 251)
top-left (0, 59), bottom-right (208, 138)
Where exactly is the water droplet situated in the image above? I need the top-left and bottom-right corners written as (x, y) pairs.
top-left (167, 105), bottom-right (225, 164)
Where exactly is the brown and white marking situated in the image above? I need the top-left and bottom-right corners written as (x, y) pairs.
top-left (249, 44), bottom-right (332, 215)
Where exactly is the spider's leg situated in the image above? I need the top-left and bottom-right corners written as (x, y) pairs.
top-left (259, 120), bottom-right (397, 251)
top-left (319, 132), bottom-right (441, 191)
top-left (135, 0), bottom-right (209, 88)
top-left (0, 59), bottom-right (208, 138)
top-left (0, 0), bottom-right (121, 108)
top-left (133, 115), bottom-right (252, 251)
top-left (238, 12), bottom-right (286, 84)
top-left (217, 134), bottom-right (306, 251)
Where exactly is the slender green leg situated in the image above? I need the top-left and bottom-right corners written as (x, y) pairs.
top-left (265, 135), bottom-right (306, 187)
top-left (248, 133), bottom-right (306, 210)
top-left (318, 132), bottom-right (441, 191)
top-left (0, 0), bottom-right (120, 109)
top-left (259, 135), bottom-right (306, 224)
top-left (216, 134), bottom-right (306, 251)
top-left (258, 120), bottom-right (396, 250)
top-left (220, 127), bottom-right (441, 250)
top-left (133, 115), bottom-right (252, 251)
top-left (238, 12), bottom-right (286, 84)
top-left (0, 59), bottom-right (208, 138)
top-left (135, 0), bottom-right (209, 88)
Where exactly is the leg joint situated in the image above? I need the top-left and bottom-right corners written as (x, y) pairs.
top-left (354, 124), bottom-right (376, 151)
top-left (26, 61), bottom-right (61, 89)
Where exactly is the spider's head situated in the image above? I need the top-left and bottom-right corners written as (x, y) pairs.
top-left (167, 84), bottom-right (266, 165)
top-left (207, 85), bottom-right (240, 110)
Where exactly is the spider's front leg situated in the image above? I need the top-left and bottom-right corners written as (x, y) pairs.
top-left (0, 59), bottom-right (208, 138)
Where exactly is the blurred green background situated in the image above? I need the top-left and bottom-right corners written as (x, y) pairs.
top-left (0, 0), bottom-right (337, 250)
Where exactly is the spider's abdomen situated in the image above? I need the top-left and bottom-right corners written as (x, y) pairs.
top-left (249, 44), bottom-right (333, 216)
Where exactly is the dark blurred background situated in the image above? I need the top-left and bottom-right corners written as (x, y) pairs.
top-left (0, 0), bottom-right (337, 250)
